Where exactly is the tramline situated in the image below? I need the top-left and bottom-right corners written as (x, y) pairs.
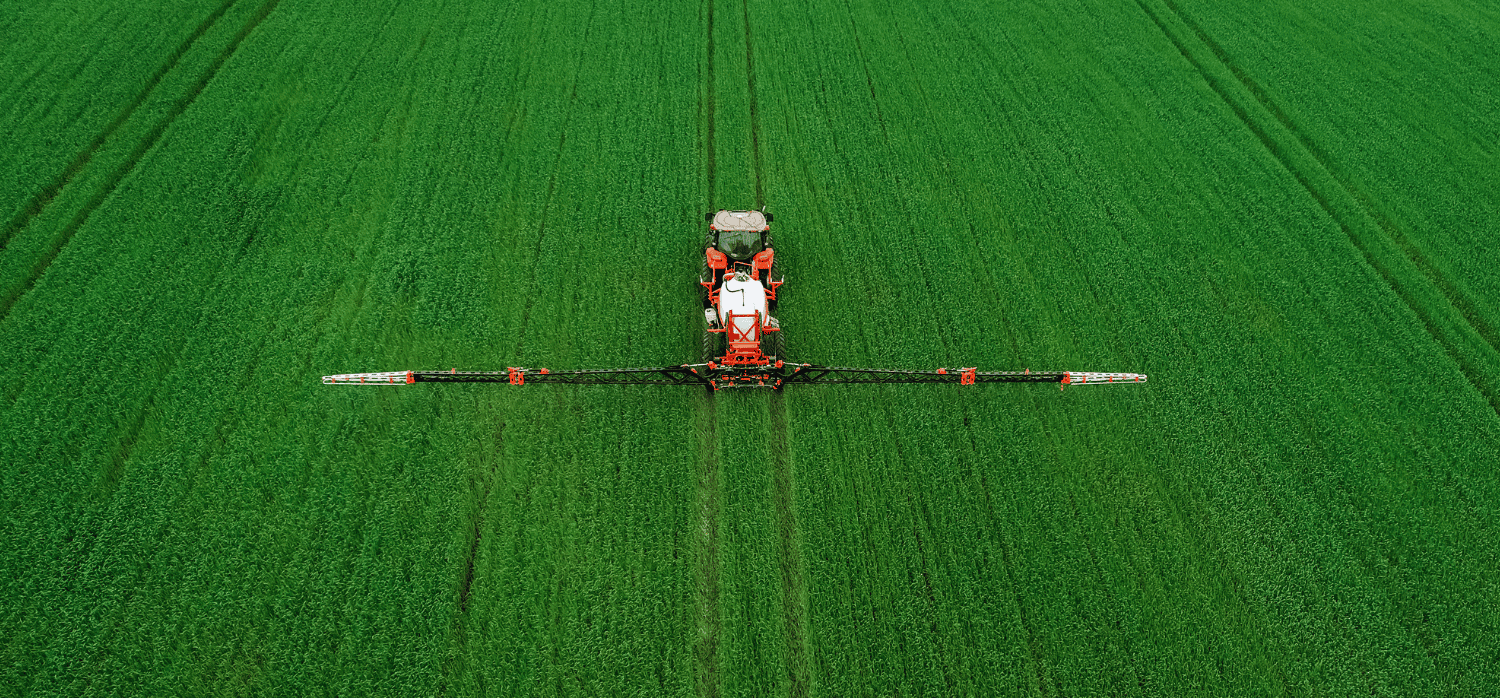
top-left (323, 210), bottom-right (1148, 392)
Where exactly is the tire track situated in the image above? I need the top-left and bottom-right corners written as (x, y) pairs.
top-left (741, 0), bottom-right (765, 208)
top-left (704, 0), bottom-right (717, 208)
top-left (510, 1), bottom-right (599, 360)
top-left (693, 395), bottom-right (723, 698)
top-left (438, 418), bottom-right (508, 697)
top-left (99, 257), bottom-right (245, 495)
top-left (768, 393), bottom-right (810, 698)
top-left (405, 3), bottom-right (512, 692)
top-left (71, 0), bottom-right (287, 497)
top-left (695, 4), bottom-right (723, 697)
top-left (742, 3), bottom-right (811, 692)
top-left (460, 419), bottom-right (506, 613)
top-left (1134, 0), bottom-right (1500, 415)
top-left (443, 6), bottom-right (493, 628)
top-left (0, 0), bottom-right (284, 322)
top-left (877, 402), bottom-right (956, 694)
top-left (0, 0), bottom-right (240, 252)
top-left (962, 409), bottom-right (1050, 695)
top-left (1156, 0), bottom-right (1500, 359)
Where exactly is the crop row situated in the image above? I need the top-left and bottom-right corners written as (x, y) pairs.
top-left (2, 0), bottom-right (1497, 694)
top-left (0, 0), bottom-right (706, 694)
top-left (753, 0), bottom-right (1499, 694)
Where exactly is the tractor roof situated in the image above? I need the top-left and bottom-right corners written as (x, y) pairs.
top-left (712, 210), bottom-right (769, 232)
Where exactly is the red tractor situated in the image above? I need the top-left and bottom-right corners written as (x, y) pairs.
top-left (700, 209), bottom-right (782, 365)
top-left (324, 209), bottom-right (1148, 391)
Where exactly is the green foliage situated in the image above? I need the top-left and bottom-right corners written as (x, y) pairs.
top-left (1, 0), bottom-right (1497, 695)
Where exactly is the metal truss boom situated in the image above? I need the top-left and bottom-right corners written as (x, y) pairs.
top-left (323, 363), bottom-right (1147, 390)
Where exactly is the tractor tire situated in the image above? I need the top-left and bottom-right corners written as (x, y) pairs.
top-left (698, 260), bottom-right (712, 301)
top-left (701, 329), bottom-right (722, 363)
top-left (761, 327), bottom-right (783, 360)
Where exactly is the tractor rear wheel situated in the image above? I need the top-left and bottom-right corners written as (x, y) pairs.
top-left (702, 330), bottom-right (722, 363)
top-left (761, 328), bottom-right (783, 360)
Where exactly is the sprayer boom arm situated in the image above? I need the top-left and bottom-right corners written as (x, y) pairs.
top-left (323, 364), bottom-right (1146, 390)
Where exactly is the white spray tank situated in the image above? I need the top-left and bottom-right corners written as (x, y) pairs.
top-left (718, 271), bottom-right (767, 341)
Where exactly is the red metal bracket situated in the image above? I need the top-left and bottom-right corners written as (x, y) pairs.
top-left (507, 367), bottom-right (524, 386)
top-left (960, 368), bottom-right (976, 385)
top-left (752, 249), bottom-right (778, 297)
top-left (720, 310), bottom-right (769, 366)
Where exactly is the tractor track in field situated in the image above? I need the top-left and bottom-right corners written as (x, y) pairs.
top-left (741, 0), bottom-right (765, 209)
top-left (703, 0), bottom-right (716, 209)
top-left (692, 396), bottom-right (723, 698)
top-left (695, 3), bottom-right (722, 696)
top-left (511, 1), bottom-right (598, 361)
top-left (100, 262), bottom-right (240, 498)
top-left (962, 410), bottom-right (1050, 695)
top-left (768, 394), bottom-right (811, 698)
top-left (0, 0), bottom-right (239, 253)
top-left (1153, 0), bottom-right (1500, 360)
top-left (696, 4), bottom-right (808, 694)
top-left (459, 420), bottom-right (507, 615)
top-left (0, 0), bottom-right (284, 323)
top-left (1134, 0), bottom-right (1500, 416)
top-left (84, 0), bottom-right (284, 496)
top-left (878, 402), bottom-right (957, 694)
top-left (743, 4), bottom-right (810, 692)
top-left (437, 415), bottom-right (508, 698)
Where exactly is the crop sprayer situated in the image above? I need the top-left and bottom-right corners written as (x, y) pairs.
top-left (323, 210), bottom-right (1148, 391)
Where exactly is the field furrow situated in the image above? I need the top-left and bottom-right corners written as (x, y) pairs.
top-left (1167, 0), bottom-right (1500, 360)
top-left (0, 0), bottom-right (287, 320)
top-left (1134, 0), bottom-right (1500, 416)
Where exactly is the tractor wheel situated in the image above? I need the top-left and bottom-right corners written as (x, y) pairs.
top-left (761, 328), bottom-right (783, 360)
top-left (701, 330), bottom-right (722, 363)
top-left (698, 260), bottom-right (712, 300)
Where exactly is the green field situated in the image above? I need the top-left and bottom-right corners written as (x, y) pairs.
top-left (3, 0), bottom-right (1497, 694)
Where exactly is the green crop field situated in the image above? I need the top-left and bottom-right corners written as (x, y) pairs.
top-left (2, 0), bottom-right (1497, 694)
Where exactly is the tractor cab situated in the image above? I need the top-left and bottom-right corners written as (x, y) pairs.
top-left (709, 210), bottom-right (772, 261)
top-left (717, 229), bottom-right (763, 261)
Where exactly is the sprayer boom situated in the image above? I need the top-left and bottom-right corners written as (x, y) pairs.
top-left (323, 365), bottom-right (1147, 391)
